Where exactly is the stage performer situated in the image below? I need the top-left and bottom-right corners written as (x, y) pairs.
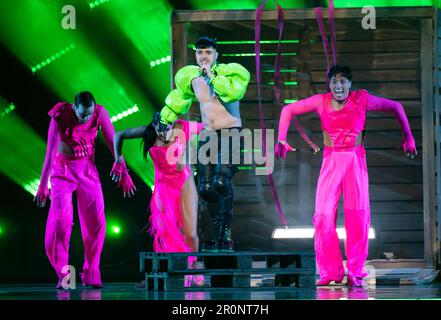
top-left (158, 36), bottom-right (250, 251)
top-left (113, 112), bottom-right (204, 286)
top-left (34, 91), bottom-right (136, 289)
top-left (275, 65), bottom-right (417, 287)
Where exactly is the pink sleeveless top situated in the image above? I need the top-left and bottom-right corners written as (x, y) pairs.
top-left (149, 120), bottom-right (200, 186)
top-left (48, 102), bottom-right (103, 158)
top-left (320, 90), bottom-right (369, 148)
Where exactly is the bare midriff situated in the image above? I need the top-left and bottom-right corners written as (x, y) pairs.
top-left (323, 131), bottom-right (363, 147)
top-left (200, 101), bottom-right (242, 130)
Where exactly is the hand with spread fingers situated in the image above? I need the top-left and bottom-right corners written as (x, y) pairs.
top-left (275, 140), bottom-right (296, 159)
top-left (118, 171), bottom-right (137, 198)
top-left (110, 161), bottom-right (124, 183)
top-left (401, 136), bottom-right (417, 159)
top-left (34, 184), bottom-right (50, 208)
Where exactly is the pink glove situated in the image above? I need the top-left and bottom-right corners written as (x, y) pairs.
top-left (34, 184), bottom-right (50, 208)
top-left (275, 141), bottom-right (296, 159)
top-left (401, 136), bottom-right (417, 155)
top-left (110, 161), bottom-right (124, 180)
top-left (117, 171), bottom-right (137, 198)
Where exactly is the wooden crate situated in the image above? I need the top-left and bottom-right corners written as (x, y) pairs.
top-left (170, 7), bottom-right (439, 268)
top-left (141, 251), bottom-right (316, 291)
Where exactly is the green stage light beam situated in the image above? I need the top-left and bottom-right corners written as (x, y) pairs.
top-left (0, 99), bottom-right (48, 197)
top-left (0, 1), bottom-right (157, 188)
top-left (100, 0), bottom-right (174, 100)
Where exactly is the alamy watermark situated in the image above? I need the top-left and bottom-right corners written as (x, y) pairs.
top-left (61, 265), bottom-right (76, 290)
top-left (362, 6), bottom-right (376, 30)
top-left (164, 125), bottom-right (275, 176)
top-left (61, 5), bottom-right (76, 29)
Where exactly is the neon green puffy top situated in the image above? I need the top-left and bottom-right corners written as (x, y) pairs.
top-left (160, 63), bottom-right (250, 124)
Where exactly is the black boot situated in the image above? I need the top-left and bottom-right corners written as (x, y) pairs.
top-left (217, 210), bottom-right (234, 252)
top-left (202, 203), bottom-right (224, 252)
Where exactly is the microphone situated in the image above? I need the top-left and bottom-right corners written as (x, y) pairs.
top-left (202, 68), bottom-right (207, 77)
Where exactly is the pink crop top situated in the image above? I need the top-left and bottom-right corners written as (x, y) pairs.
top-left (149, 120), bottom-right (203, 182)
top-left (277, 90), bottom-right (415, 150)
top-left (38, 102), bottom-right (127, 188)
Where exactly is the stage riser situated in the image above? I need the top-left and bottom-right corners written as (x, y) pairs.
top-left (140, 251), bottom-right (316, 291)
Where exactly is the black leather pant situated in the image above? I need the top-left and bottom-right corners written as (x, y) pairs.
top-left (197, 128), bottom-right (243, 243)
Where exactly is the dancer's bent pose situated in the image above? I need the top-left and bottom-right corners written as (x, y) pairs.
top-left (159, 36), bottom-right (250, 251)
top-left (113, 113), bottom-right (203, 271)
top-left (34, 91), bottom-right (136, 289)
top-left (275, 65), bottom-right (417, 287)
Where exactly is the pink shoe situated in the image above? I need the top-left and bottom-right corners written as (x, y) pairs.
top-left (184, 275), bottom-right (205, 287)
top-left (80, 272), bottom-right (103, 289)
top-left (347, 275), bottom-right (366, 287)
top-left (316, 276), bottom-right (344, 286)
top-left (184, 275), bottom-right (193, 288)
top-left (192, 275), bottom-right (205, 286)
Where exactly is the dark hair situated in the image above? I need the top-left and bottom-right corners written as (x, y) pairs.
top-left (141, 112), bottom-right (162, 159)
top-left (195, 36), bottom-right (217, 50)
top-left (74, 91), bottom-right (96, 108)
top-left (141, 122), bottom-right (157, 159)
top-left (328, 65), bottom-right (353, 81)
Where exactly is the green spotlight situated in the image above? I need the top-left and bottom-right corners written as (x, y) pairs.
top-left (150, 55), bottom-right (171, 69)
top-left (112, 226), bottom-right (121, 235)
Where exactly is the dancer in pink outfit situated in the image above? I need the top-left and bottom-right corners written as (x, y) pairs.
top-left (113, 112), bottom-right (204, 286)
top-left (275, 65), bottom-right (417, 287)
top-left (34, 91), bottom-right (136, 289)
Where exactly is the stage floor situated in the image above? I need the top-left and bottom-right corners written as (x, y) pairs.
top-left (0, 283), bottom-right (440, 300)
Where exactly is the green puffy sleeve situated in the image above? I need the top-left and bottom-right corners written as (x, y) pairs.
top-left (159, 65), bottom-right (201, 124)
top-left (210, 63), bottom-right (250, 103)
top-left (175, 65), bottom-right (200, 99)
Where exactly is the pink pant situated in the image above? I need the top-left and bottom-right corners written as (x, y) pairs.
top-left (45, 153), bottom-right (105, 285)
top-left (313, 145), bottom-right (370, 280)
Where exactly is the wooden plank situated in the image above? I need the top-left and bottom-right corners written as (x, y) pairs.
top-left (171, 12), bottom-right (187, 87)
top-left (240, 99), bottom-right (423, 119)
top-left (370, 214), bottom-right (424, 231)
top-left (377, 244), bottom-right (424, 259)
top-left (311, 39), bottom-right (420, 53)
top-left (220, 39), bottom-right (420, 56)
top-left (310, 70), bottom-right (421, 83)
top-left (436, 9), bottom-right (441, 270)
top-left (173, 8), bottom-right (433, 23)
top-left (282, 130), bottom-right (423, 148)
top-left (234, 166), bottom-right (423, 185)
top-left (243, 82), bottom-right (421, 101)
top-left (370, 201), bottom-right (423, 214)
top-left (234, 201), bottom-right (423, 216)
top-left (378, 231), bottom-right (424, 243)
top-left (233, 52), bottom-right (420, 71)
top-left (245, 117), bottom-right (422, 131)
top-left (277, 149), bottom-right (423, 167)
top-left (420, 18), bottom-right (437, 265)
top-left (235, 184), bottom-right (422, 202)
top-left (249, 69), bottom-right (420, 83)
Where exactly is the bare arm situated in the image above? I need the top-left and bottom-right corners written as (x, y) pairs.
top-left (277, 94), bottom-right (322, 142)
top-left (114, 126), bottom-right (147, 163)
top-left (34, 118), bottom-right (61, 207)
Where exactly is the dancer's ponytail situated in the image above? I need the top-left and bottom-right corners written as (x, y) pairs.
top-left (141, 122), bottom-right (157, 159)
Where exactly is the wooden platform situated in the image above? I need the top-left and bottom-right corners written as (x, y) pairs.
top-left (140, 251), bottom-right (316, 291)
